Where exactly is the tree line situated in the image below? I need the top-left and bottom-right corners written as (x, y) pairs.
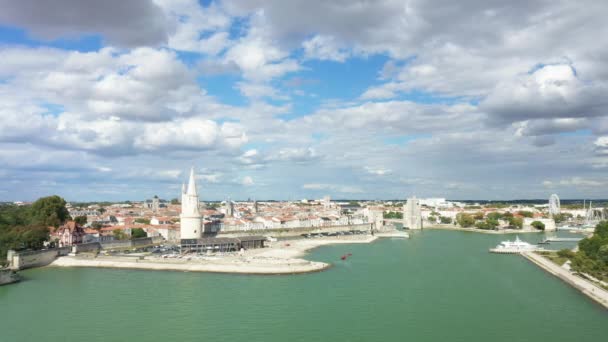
top-left (0, 195), bottom-right (70, 264)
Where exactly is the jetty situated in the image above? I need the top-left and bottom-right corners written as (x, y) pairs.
top-left (0, 268), bottom-right (20, 286)
top-left (539, 237), bottom-right (584, 244)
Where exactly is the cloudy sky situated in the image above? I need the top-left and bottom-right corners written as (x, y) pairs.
top-left (1, 0), bottom-right (607, 201)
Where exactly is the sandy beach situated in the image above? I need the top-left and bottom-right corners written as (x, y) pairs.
top-left (50, 235), bottom-right (379, 275)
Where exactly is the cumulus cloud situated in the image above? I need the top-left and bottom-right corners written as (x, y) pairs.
top-left (241, 176), bottom-right (255, 186)
top-left (482, 64), bottom-right (608, 124)
top-left (544, 177), bottom-right (608, 188)
top-left (0, 0), bottom-right (169, 47)
top-left (365, 167), bottom-right (392, 176)
top-left (302, 183), bottom-right (363, 194)
top-left (267, 147), bottom-right (319, 163)
top-left (302, 35), bottom-right (349, 62)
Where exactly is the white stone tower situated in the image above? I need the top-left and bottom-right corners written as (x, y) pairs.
top-left (180, 168), bottom-right (202, 240)
top-left (403, 196), bottom-right (423, 230)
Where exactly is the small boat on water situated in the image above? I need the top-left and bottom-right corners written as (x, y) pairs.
top-left (340, 253), bottom-right (352, 260)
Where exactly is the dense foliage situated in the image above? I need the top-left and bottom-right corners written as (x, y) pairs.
top-left (131, 228), bottom-right (147, 239)
top-left (0, 196), bottom-right (70, 264)
top-left (570, 221), bottom-right (608, 282)
top-left (517, 210), bottom-right (534, 218)
top-left (456, 213), bottom-right (475, 227)
top-left (74, 215), bottom-right (87, 225)
top-left (439, 216), bottom-right (452, 224)
top-left (383, 211), bottom-right (403, 219)
top-left (530, 221), bottom-right (545, 230)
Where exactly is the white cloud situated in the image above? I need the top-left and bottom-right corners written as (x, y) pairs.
top-left (302, 35), bottom-right (349, 62)
top-left (365, 167), bottom-right (392, 176)
top-left (241, 176), bottom-right (255, 186)
top-left (302, 183), bottom-right (363, 194)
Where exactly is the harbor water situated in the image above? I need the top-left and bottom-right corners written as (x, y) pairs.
top-left (1, 230), bottom-right (606, 341)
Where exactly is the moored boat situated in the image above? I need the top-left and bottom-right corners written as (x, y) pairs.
top-left (490, 236), bottom-right (540, 253)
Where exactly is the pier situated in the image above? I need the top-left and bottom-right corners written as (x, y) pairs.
top-left (539, 237), bottom-right (584, 244)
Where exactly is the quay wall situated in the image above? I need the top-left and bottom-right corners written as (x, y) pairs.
top-left (217, 224), bottom-right (372, 238)
top-left (7, 247), bottom-right (69, 270)
top-left (73, 242), bottom-right (102, 254)
top-left (100, 236), bottom-right (164, 250)
top-left (522, 252), bottom-right (608, 309)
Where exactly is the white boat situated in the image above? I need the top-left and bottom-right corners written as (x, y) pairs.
top-left (490, 236), bottom-right (539, 253)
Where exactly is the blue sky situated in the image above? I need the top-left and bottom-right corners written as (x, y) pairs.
top-left (0, 0), bottom-right (608, 201)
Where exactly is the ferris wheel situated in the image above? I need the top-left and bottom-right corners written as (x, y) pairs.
top-left (548, 194), bottom-right (560, 217)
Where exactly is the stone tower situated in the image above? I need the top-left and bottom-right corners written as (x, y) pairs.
top-left (403, 196), bottom-right (422, 230)
top-left (180, 168), bottom-right (202, 239)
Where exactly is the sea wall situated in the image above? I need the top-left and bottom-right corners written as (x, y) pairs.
top-left (217, 223), bottom-right (372, 238)
top-left (100, 236), bottom-right (164, 250)
top-left (7, 248), bottom-right (69, 270)
top-left (73, 242), bottom-right (102, 254)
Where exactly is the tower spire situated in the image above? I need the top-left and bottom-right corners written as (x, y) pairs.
top-left (186, 167), bottom-right (197, 196)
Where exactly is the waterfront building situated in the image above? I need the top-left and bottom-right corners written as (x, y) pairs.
top-left (180, 168), bottom-right (202, 240)
top-left (50, 221), bottom-right (86, 247)
top-left (403, 197), bottom-right (423, 229)
top-left (224, 200), bottom-right (235, 218)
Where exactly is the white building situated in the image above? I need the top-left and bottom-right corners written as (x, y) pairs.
top-left (180, 168), bottom-right (202, 239)
top-left (404, 197), bottom-right (423, 229)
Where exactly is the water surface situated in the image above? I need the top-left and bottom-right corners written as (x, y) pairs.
top-left (1, 230), bottom-right (606, 341)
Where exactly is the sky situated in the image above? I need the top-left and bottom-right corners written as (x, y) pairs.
top-left (1, 0), bottom-right (608, 202)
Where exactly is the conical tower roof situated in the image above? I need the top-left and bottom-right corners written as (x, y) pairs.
top-left (186, 167), bottom-right (197, 196)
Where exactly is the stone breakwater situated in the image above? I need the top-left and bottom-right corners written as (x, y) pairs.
top-left (50, 235), bottom-right (379, 275)
top-left (522, 252), bottom-right (608, 309)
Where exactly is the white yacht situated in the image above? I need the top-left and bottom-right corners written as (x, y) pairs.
top-left (491, 236), bottom-right (539, 253)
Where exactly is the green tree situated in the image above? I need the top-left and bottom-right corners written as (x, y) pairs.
top-left (508, 216), bottom-right (523, 229)
top-left (74, 216), bottom-right (87, 226)
top-left (428, 216), bottom-right (437, 223)
top-left (383, 211), bottom-right (403, 219)
top-left (487, 212), bottom-right (503, 221)
top-left (131, 228), bottom-right (147, 239)
top-left (134, 218), bottom-right (150, 224)
top-left (475, 218), bottom-right (499, 230)
top-left (473, 212), bottom-right (484, 220)
top-left (439, 216), bottom-right (452, 224)
top-left (29, 195), bottom-right (70, 227)
top-left (557, 248), bottom-right (576, 259)
top-left (113, 229), bottom-right (127, 240)
top-left (518, 210), bottom-right (534, 218)
top-left (456, 213), bottom-right (475, 228)
top-left (91, 221), bottom-right (103, 230)
top-left (170, 198), bottom-right (180, 205)
top-left (530, 221), bottom-right (545, 230)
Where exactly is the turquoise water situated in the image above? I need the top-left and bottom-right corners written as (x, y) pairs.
top-left (1, 230), bottom-right (606, 341)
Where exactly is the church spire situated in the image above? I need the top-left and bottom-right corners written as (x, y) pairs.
top-left (186, 167), bottom-right (197, 196)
